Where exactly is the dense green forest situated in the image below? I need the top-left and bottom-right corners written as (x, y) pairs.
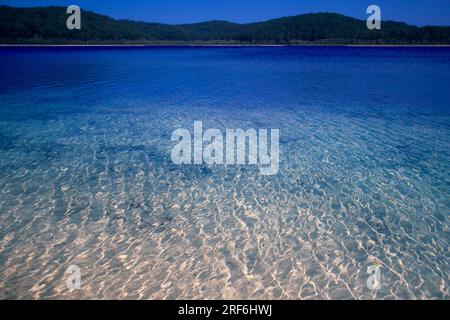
top-left (1, 5), bottom-right (449, 44)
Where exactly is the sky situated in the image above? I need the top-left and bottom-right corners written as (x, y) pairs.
top-left (1, 0), bottom-right (449, 26)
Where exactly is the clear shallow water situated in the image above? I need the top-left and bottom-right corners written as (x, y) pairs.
top-left (0, 46), bottom-right (448, 299)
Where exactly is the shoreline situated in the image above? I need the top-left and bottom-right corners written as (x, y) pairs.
top-left (1, 44), bottom-right (450, 48)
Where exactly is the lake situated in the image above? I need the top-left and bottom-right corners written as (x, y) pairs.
top-left (0, 46), bottom-right (449, 299)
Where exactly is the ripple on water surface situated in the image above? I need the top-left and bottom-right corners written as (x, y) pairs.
top-left (0, 47), bottom-right (449, 299)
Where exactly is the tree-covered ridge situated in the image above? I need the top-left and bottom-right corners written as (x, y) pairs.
top-left (1, 6), bottom-right (449, 44)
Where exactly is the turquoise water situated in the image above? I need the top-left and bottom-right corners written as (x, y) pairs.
top-left (0, 46), bottom-right (449, 299)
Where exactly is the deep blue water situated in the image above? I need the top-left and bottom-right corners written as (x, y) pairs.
top-left (0, 46), bottom-right (449, 299)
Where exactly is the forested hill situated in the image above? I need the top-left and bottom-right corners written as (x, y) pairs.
top-left (1, 5), bottom-right (449, 44)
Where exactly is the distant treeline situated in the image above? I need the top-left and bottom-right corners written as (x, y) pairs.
top-left (1, 6), bottom-right (449, 45)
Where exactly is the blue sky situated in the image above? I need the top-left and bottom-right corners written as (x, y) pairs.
top-left (1, 0), bottom-right (449, 26)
